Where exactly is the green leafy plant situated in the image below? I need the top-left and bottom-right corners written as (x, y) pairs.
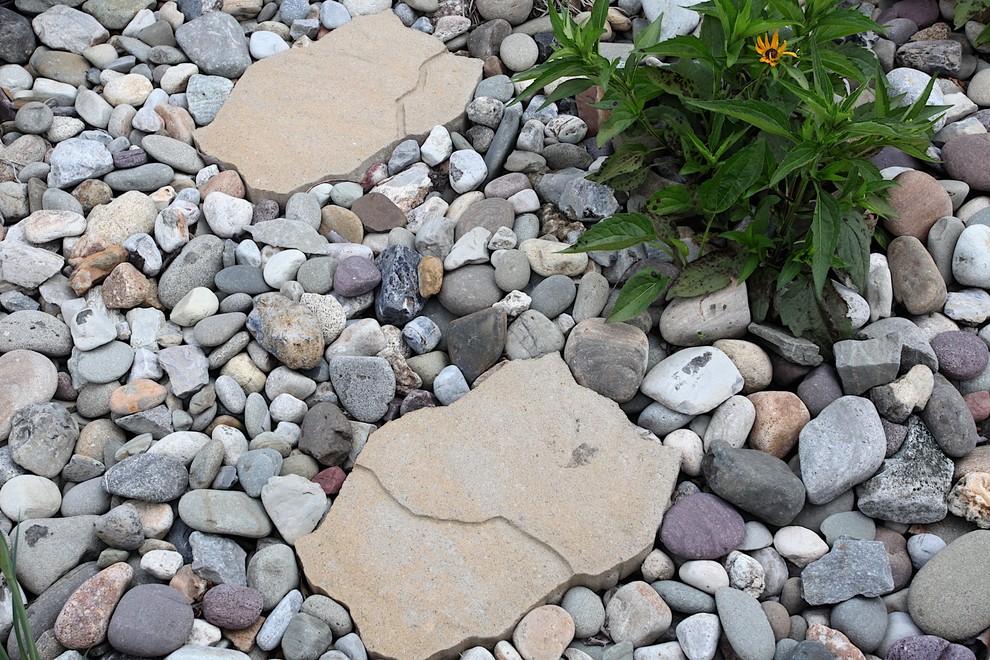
top-left (953, 0), bottom-right (990, 48)
top-left (512, 0), bottom-right (944, 352)
top-left (0, 532), bottom-right (39, 660)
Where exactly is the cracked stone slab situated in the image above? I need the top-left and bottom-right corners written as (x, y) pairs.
top-left (193, 12), bottom-right (482, 206)
top-left (296, 353), bottom-right (680, 660)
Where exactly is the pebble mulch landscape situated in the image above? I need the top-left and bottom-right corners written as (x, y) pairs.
top-left (2, 0), bottom-right (990, 657)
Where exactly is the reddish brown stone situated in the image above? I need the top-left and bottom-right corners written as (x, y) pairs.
top-left (169, 565), bottom-right (208, 603)
top-left (200, 170), bottom-right (246, 200)
top-left (747, 391), bottom-right (810, 458)
top-left (102, 262), bottom-right (152, 309)
top-left (965, 391), bottom-right (990, 423)
top-left (350, 191), bottom-right (406, 232)
top-left (225, 615), bottom-right (264, 652)
top-left (884, 170), bottom-right (952, 241)
top-left (314, 466), bottom-right (347, 495)
top-left (69, 245), bottom-right (129, 295)
top-left (576, 85), bottom-right (610, 138)
top-left (54, 562), bottom-right (133, 649)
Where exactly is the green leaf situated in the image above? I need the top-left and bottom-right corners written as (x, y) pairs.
top-left (776, 274), bottom-right (853, 357)
top-left (811, 187), bottom-right (841, 295)
top-left (770, 140), bottom-right (820, 186)
top-left (685, 99), bottom-right (798, 141)
top-left (747, 267), bottom-right (774, 322)
top-left (588, 147), bottom-right (647, 187)
top-left (607, 267), bottom-right (669, 322)
top-left (666, 250), bottom-right (744, 299)
top-left (559, 213), bottom-right (658, 253)
top-left (698, 142), bottom-right (766, 214)
top-left (542, 77), bottom-right (596, 105)
top-left (634, 14), bottom-right (665, 49)
top-left (836, 211), bottom-right (872, 293)
top-left (976, 22), bottom-right (990, 46)
top-left (641, 67), bottom-right (700, 98)
top-left (595, 108), bottom-right (639, 146)
top-left (643, 36), bottom-right (716, 64)
top-left (645, 185), bottom-right (695, 217)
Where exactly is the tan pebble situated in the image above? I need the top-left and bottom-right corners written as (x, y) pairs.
top-left (747, 391), bottom-right (809, 458)
top-left (169, 565), bottom-right (208, 603)
top-left (760, 600), bottom-right (790, 641)
top-left (102, 262), bottom-right (152, 309)
top-left (884, 170), bottom-right (952, 242)
top-left (225, 615), bottom-right (265, 652)
top-left (220, 353), bottom-right (267, 394)
top-left (54, 562), bottom-right (133, 649)
top-left (418, 255), bottom-right (443, 297)
top-left (714, 339), bottom-right (773, 394)
top-left (109, 379), bottom-right (167, 415)
top-left (159, 104), bottom-right (196, 144)
top-left (806, 623), bottom-right (866, 660)
top-left (512, 605), bottom-right (575, 660)
top-left (200, 170), bottom-right (245, 199)
top-left (320, 205), bottom-right (364, 244)
top-left (954, 445), bottom-right (990, 480)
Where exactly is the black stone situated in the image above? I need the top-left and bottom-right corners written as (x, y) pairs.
top-left (447, 307), bottom-right (507, 384)
top-left (0, 7), bottom-right (36, 65)
top-left (375, 245), bottom-right (424, 326)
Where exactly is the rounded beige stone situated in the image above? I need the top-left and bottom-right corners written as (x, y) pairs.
top-left (54, 562), bottom-right (133, 649)
top-left (512, 605), bottom-right (575, 660)
top-left (713, 339), bottom-right (773, 394)
top-left (746, 391), bottom-right (810, 458)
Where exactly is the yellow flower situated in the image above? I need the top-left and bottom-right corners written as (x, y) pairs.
top-left (755, 30), bottom-right (797, 67)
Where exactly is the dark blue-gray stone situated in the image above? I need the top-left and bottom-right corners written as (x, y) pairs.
top-left (0, 7), bottom-right (36, 65)
top-left (375, 245), bottom-right (424, 326)
top-left (446, 307), bottom-right (507, 384)
top-left (702, 440), bottom-right (806, 527)
top-left (215, 266), bottom-right (273, 295)
top-left (920, 372), bottom-right (979, 458)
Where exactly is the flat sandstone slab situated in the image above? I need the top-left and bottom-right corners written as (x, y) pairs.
top-left (296, 354), bottom-right (680, 659)
top-left (193, 12), bottom-right (482, 205)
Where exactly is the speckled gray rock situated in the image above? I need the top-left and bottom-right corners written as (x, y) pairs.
top-left (505, 310), bottom-right (565, 361)
top-left (103, 453), bottom-right (188, 503)
top-left (174, 12), bottom-right (251, 78)
top-left (0, 311), bottom-right (73, 357)
top-left (560, 586), bottom-right (605, 639)
top-left (375, 245), bottom-right (425, 325)
top-left (190, 531), bottom-right (248, 586)
top-left (159, 235), bottom-right (225, 309)
top-left (856, 416), bottom-right (954, 524)
top-left (8, 402), bottom-right (77, 479)
top-left (247, 542), bottom-right (299, 611)
top-left (178, 490), bottom-right (273, 538)
top-left (106, 584), bottom-right (194, 657)
top-left (798, 396), bottom-right (886, 505)
top-left (800, 538), bottom-right (894, 605)
top-left (327, 356), bottom-right (396, 423)
top-left (281, 612), bottom-right (332, 660)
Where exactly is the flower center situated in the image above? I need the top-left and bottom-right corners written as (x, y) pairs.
top-left (765, 48), bottom-right (778, 59)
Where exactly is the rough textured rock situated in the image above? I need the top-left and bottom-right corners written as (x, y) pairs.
top-left (296, 354), bottom-right (680, 660)
top-left (194, 12), bottom-right (482, 205)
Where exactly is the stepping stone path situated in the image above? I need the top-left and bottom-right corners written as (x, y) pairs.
top-left (2, 0), bottom-right (990, 658)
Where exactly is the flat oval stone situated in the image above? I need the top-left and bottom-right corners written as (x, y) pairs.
top-left (201, 584), bottom-right (264, 630)
top-left (103, 453), bottom-right (189, 502)
top-left (660, 493), bottom-right (745, 560)
top-left (178, 490), bottom-right (273, 538)
top-left (54, 561), bottom-right (133, 649)
top-left (703, 440), bottom-right (806, 527)
top-left (908, 530), bottom-right (990, 641)
top-left (930, 331), bottom-right (989, 380)
top-left (641, 346), bottom-right (744, 415)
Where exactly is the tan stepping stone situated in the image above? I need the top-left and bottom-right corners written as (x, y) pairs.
top-left (296, 353), bottom-right (680, 659)
top-left (194, 12), bottom-right (482, 206)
